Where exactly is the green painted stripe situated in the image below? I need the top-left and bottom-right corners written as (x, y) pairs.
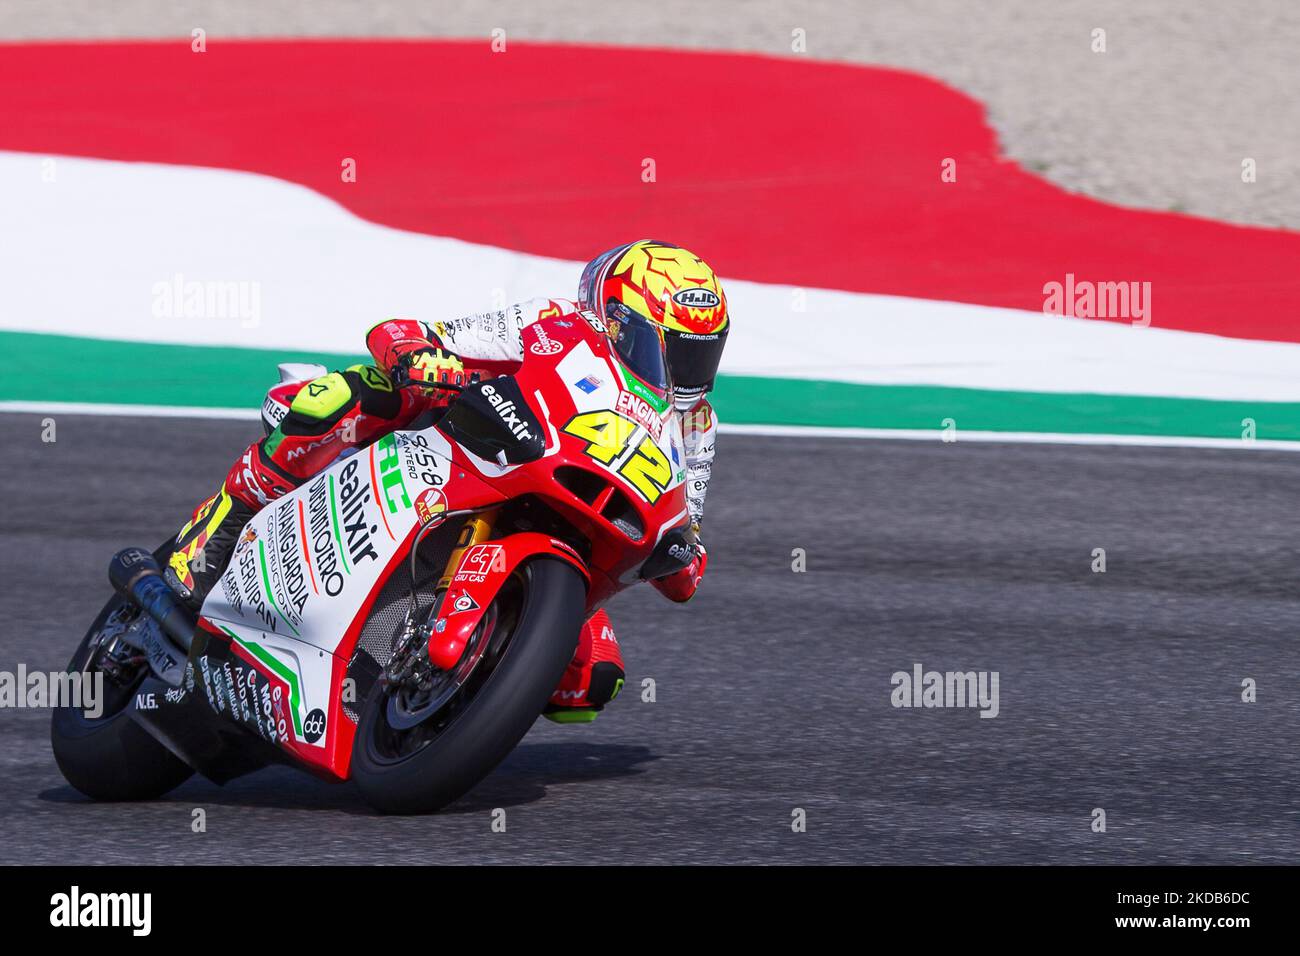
top-left (220, 624), bottom-right (305, 738)
top-left (709, 376), bottom-right (1300, 442)
top-left (2, 330), bottom-right (365, 409)
top-left (257, 538), bottom-right (300, 637)
top-left (4, 330), bottom-right (1298, 441)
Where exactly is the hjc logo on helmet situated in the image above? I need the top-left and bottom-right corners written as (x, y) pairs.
top-left (672, 288), bottom-right (721, 309)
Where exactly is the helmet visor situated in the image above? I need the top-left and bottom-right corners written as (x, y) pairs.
top-left (664, 324), bottom-right (728, 395)
top-left (605, 301), bottom-right (672, 396)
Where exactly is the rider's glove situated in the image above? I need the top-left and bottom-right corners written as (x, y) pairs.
top-left (398, 347), bottom-right (465, 390)
top-left (649, 539), bottom-right (707, 603)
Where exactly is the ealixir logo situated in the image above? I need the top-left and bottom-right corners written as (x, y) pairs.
top-left (49, 886), bottom-right (151, 936)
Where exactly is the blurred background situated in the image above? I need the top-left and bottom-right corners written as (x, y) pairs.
top-left (2, 0), bottom-right (1298, 440)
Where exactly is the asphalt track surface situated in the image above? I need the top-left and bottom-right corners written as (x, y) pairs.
top-left (2, 411), bottom-right (1299, 864)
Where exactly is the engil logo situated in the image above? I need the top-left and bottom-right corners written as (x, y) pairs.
top-left (49, 886), bottom-right (151, 936)
top-left (0, 667), bottom-right (103, 718)
top-left (151, 272), bottom-right (262, 328)
top-left (1042, 272), bottom-right (1151, 327)
top-left (890, 663), bottom-right (1000, 719)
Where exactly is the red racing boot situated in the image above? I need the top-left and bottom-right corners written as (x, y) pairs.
top-left (544, 608), bottom-right (626, 724)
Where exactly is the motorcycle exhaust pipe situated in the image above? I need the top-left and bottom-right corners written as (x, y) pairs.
top-left (108, 547), bottom-right (196, 653)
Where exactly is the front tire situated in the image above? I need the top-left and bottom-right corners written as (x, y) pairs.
top-left (352, 558), bottom-right (584, 814)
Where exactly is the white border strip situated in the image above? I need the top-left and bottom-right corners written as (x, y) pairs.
top-left (5, 152), bottom-right (1300, 404)
top-left (720, 422), bottom-right (1300, 451)
top-left (4, 400), bottom-right (1298, 452)
top-left (0, 401), bottom-right (261, 421)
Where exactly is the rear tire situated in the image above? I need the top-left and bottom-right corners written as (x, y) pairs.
top-left (352, 558), bottom-right (584, 814)
top-left (50, 559), bottom-right (195, 801)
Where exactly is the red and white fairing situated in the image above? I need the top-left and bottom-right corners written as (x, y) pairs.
top-left (196, 314), bottom-right (689, 778)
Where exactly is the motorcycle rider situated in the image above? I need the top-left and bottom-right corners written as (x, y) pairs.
top-left (165, 239), bottom-right (729, 722)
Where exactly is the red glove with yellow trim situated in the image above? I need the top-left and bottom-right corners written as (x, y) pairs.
top-left (398, 346), bottom-right (466, 392)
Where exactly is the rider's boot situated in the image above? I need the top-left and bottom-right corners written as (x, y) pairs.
top-left (544, 608), bottom-right (626, 723)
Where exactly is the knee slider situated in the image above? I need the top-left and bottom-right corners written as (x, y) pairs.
top-left (281, 372), bottom-right (355, 434)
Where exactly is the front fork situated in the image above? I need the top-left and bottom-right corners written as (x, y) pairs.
top-left (385, 509), bottom-right (499, 688)
top-left (437, 509), bottom-right (499, 591)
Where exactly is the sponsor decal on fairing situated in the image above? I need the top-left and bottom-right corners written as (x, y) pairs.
top-left (415, 487), bottom-right (448, 525)
top-left (454, 543), bottom-right (507, 584)
top-left (529, 324), bottom-right (564, 356)
top-left (480, 383), bottom-right (536, 441)
top-left (616, 389), bottom-right (665, 440)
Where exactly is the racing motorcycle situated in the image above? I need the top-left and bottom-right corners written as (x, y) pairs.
top-left (51, 310), bottom-right (696, 813)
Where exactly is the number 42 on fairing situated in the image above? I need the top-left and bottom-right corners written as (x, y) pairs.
top-left (561, 409), bottom-right (674, 503)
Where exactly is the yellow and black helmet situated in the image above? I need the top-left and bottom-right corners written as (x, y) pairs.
top-left (578, 240), bottom-right (729, 408)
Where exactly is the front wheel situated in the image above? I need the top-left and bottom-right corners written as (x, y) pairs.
top-left (352, 558), bottom-right (584, 814)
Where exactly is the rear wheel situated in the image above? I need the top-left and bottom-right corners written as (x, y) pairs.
top-left (50, 594), bottom-right (195, 801)
top-left (352, 558), bottom-right (584, 814)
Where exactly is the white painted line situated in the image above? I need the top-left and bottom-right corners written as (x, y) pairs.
top-left (5, 400), bottom-right (1297, 451)
top-left (719, 422), bottom-right (1300, 451)
top-left (0, 401), bottom-right (261, 421)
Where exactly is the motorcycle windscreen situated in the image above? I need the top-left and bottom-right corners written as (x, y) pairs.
top-left (603, 302), bottom-right (672, 400)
